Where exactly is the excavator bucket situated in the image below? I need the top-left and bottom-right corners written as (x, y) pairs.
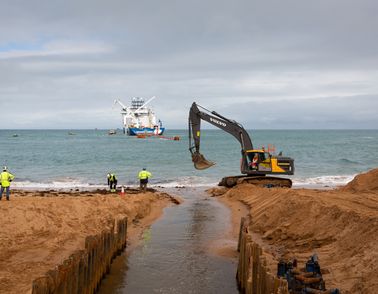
top-left (192, 152), bottom-right (215, 170)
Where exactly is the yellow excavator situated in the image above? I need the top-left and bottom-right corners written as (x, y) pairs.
top-left (188, 102), bottom-right (295, 188)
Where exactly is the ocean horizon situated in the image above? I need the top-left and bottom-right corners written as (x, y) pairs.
top-left (1, 129), bottom-right (377, 190)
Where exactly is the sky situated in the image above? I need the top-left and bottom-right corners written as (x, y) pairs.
top-left (0, 0), bottom-right (377, 129)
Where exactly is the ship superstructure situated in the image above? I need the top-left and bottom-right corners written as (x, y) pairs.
top-left (114, 96), bottom-right (165, 136)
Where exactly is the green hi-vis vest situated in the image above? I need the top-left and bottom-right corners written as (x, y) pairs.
top-left (138, 170), bottom-right (151, 180)
top-left (0, 171), bottom-right (15, 187)
top-left (108, 174), bottom-right (116, 181)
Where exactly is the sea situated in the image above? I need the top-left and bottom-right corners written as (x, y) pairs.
top-left (1, 129), bottom-right (377, 190)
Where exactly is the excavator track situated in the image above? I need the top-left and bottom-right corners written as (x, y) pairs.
top-left (219, 175), bottom-right (292, 188)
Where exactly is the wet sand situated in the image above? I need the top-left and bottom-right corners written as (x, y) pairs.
top-left (0, 189), bottom-right (179, 294)
top-left (208, 168), bottom-right (378, 294)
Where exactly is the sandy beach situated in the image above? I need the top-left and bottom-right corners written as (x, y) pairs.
top-left (1, 169), bottom-right (377, 293)
top-left (209, 168), bottom-right (378, 294)
top-left (0, 189), bottom-right (179, 294)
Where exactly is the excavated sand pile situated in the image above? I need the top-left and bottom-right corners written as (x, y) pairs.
top-left (214, 168), bottom-right (378, 294)
top-left (341, 168), bottom-right (378, 193)
top-left (0, 190), bottom-right (176, 294)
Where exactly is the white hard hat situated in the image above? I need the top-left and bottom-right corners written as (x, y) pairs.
top-left (3, 166), bottom-right (7, 171)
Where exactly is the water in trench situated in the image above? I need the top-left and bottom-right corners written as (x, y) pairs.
top-left (98, 187), bottom-right (239, 294)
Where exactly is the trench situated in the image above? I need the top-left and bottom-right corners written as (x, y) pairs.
top-left (98, 187), bottom-right (239, 294)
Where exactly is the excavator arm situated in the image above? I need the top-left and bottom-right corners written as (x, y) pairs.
top-left (189, 102), bottom-right (254, 170)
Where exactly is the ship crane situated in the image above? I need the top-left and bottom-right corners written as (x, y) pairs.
top-left (113, 99), bottom-right (127, 111)
top-left (114, 96), bottom-right (156, 114)
top-left (113, 99), bottom-right (135, 132)
top-left (133, 96), bottom-right (156, 114)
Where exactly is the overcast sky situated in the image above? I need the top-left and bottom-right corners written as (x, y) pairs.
top-left (0, 0), bottom-right (377, 129)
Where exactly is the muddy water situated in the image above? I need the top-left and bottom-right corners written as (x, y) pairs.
top-left (98, 187), bottom-right (239, 294)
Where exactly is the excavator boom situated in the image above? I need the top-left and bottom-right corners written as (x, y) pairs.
top-left (189, 102), bottom-right (253, 170)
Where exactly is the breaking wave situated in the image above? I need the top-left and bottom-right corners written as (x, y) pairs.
top-left (13, 174), bottom-right (356, 190)
top-left (13, 180), bottom-right (107, 190)
top-left (12, 176), bottom-right (219, 190)
top-left (292, 174), bottom-right (356, 188)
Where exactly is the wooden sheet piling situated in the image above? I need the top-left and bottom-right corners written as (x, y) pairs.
top-left (236, 217), bottom-right (290, 294)
top-left (31, 217), bottom-right (128, 294)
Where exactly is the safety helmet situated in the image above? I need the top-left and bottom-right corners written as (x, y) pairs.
top-left (143, 168), bottom-right (146, 170)
top-left (3, 166), bottom-right (7, 171)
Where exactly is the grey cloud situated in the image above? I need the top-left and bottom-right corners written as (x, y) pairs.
top-left (212, 95), bottom-right (378, 129)
top-left (0, 0), bottom-right (378, 129)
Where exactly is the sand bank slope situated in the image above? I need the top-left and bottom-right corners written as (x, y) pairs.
top-left (341, 168), bottom-right (378, 193)
top-left (214, 168), bottom-right (378, 294)
top-left (0, 190), bottom-right (176, 294)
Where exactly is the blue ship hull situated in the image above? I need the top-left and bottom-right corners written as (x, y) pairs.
top-left (127, 127), bottom-right (165, 136)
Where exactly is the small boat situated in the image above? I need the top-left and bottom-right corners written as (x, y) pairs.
top-left (108, 129), bottom-right (117, 135)
top-left (159, 135), bottom-right (180, 141)
top-left (12, 134), bottom-right (18, 137)
top-left (68, 132), bottom-right (76, 135)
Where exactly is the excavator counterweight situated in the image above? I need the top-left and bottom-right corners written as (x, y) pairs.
top-left (188, 102), bottom-right (295, 188)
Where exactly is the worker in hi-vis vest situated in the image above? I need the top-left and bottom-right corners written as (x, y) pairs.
top-left (0, 166), bottom-right (15, 201)
top-left (107, 173), bottom-right (118, 192)
top-left (138, 168), bottom-right (152, 191)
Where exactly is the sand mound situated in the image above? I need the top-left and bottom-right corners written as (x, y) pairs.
top-left (206, 186), bottom-right (228, 196)
top-left (218, 172), bottom-right (378, 294)
top-left (341, 168), bottom-right (378, 193)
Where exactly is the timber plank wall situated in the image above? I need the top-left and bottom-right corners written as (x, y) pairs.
top-left (31, 217), bottom-right (127, 294)
top-left (237, 217), bottom-right (290, 294)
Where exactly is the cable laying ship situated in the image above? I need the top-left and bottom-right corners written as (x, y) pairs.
top-left (114, 96), bottom-right (165, 136)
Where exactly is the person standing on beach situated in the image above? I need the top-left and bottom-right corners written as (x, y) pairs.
top-left (0, 166), bottom-right (15, 201)
top-left (107, 173), bottom-right (118, 192)
top-left (138, 168), bottom-right (152, 191)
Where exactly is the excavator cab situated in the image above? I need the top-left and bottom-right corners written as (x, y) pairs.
top-left (244, 150), bottom-right (294, 175)
top-left (246, 150), bottom-right (271, 172)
